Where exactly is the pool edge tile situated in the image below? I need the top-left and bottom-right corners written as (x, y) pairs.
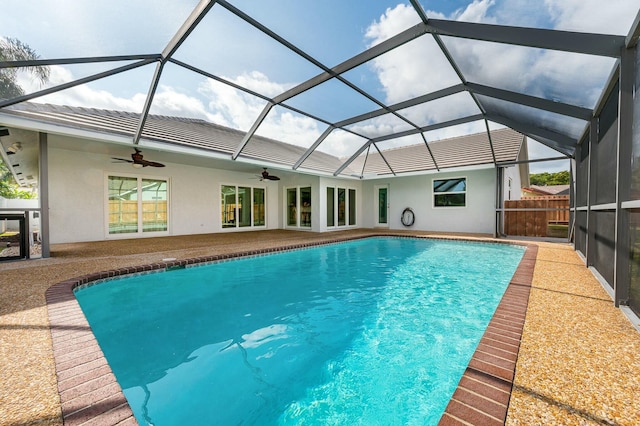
top-left (439, 244), bottom-right (538, 426)
top-left (46, 280), bottom-right (138, 425)
top-left (46, 235), bottom-right (535, 426)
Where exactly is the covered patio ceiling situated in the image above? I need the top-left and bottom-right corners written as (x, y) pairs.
top-left (1, 0), bottom-right (639, 182)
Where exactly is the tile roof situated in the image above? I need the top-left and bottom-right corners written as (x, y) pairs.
top-left (2, 103), bottom-right (525, 177)
top-left (352, 128), bottom-right (524, 175)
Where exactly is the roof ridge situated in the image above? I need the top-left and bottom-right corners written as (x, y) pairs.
top-left (10, 101), bottom-right (214, 124)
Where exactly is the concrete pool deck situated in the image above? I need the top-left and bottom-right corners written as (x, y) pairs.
top-left (1, 229), bottom-right (639, 425)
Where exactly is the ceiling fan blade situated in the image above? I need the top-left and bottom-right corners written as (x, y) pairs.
top-left (265, 175), bottom-right (280, 180)
top-left (140, 160), bottom-right (165, 167)
top-left (113, 149), bottom-right (165, 167)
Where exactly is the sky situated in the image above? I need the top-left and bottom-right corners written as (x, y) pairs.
top-left (2, 0), bottom-right (639, 174)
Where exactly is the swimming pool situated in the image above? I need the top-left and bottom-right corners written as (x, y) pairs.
top-left (74, 237), bottom-right (525, 425)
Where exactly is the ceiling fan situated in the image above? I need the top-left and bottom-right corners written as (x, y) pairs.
top-left (259, 168), bottom-right (280, 181)
top-left (112, 148), bottom-right (165, 168)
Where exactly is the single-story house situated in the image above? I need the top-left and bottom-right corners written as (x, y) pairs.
top-left (0, 102), bottom-right (527, 251)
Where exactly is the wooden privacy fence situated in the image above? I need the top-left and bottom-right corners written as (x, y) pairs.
top-left (108, 200), bottom-right (167, 233)
top-left (504, 195), bottom-right (570, 237)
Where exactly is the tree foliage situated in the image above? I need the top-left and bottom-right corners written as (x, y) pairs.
top-left (0, 158), bottom-right (36, 199)
top-left (529, 170), bottom-right (570, 186)
top-left (0, 37), bottom-right (47, 199)
top-left (0, 37), bottom-right (50, 99)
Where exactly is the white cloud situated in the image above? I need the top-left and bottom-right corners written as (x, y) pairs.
top-left (9, 0), bottom-right (638, 172)
top-left (544, 0), bottom-right (638, 34)
top-left (18, 67), bottom-right (323, 150)
top-left (320, 129), bottom-right (368, 159)
top-left (358, 0), bottom-right (622, 172)
top-left (17, 65), bottom-right (146, 112)
top-left (365, 5), bottom-right (460, 104)
top-left (199, 76), bottom-right (270, 130)
top-left (151, 86), bottom-right (217, 121)
top-left (231, 71), bottom-right (294, 99)
top-left (4, 0), bottom-right (197, 58)
top-left (451, 0), bottom-right (497, 23)
top-left (361, 3), bottom-right (472, 144)
top-left (365, 4), bottom-right (422, 44)
top-left (199, 72), bottom-right (322, 146)
top-left (258, 110), bottom-right (321, 147)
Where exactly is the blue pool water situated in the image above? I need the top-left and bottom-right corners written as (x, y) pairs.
top-left (75, 237), bottom-right (524, 425)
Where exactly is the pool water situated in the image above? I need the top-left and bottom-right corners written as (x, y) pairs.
top-left (75, 237), bottom-right (524, 425)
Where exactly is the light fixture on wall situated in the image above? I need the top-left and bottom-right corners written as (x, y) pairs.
top-left (6, 142), bottom-right (22, 155)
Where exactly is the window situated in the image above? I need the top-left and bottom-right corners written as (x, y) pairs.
top-left (327, 186), bottom-right (356, 227)
top-left (141, 179), bottom-right (168, 232)
top-left (221, 185), bottom-right (236, 228)
top-left (433, 177), bottom-right (466, 207)
top-left (301, 187), bottom-right (311, 227)
top-left (287, 188), bottom-right (297, 226)
top-left (326, 187), bottom-right (335, 227)
top-left (287, 187), bottom-right (311, 228)
top-left (377, 186), bottom-right (388, 225)
top-left (237, 186), bottom-right (251, 227)
top-left (108, 176), bottom-right (168, 235)
top-left (221, 185), bottom-right (266, 229)
top-left (348, 189), bottom-right (356, 225)
top-left (253, 188), bottom-right (265, 226)
top-left (338, 188), bottom-right (346, 226)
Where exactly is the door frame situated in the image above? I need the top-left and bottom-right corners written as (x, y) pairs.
top-left (374, 184), bottom-right (389, 228)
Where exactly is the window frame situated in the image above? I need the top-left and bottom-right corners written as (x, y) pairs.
top-left (220, 183), bottom-right (267, 230)
top-left (285, 186), bottom-right (312, 228)
top-left (106, 173), bottom-right (170, 238)
top-left (326, 185), bottom-right (357, 228)
top-left (432, 176), bottom-right (467, 208)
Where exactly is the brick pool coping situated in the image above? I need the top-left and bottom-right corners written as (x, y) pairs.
top-left (45, 235), bottom-right (537, 425)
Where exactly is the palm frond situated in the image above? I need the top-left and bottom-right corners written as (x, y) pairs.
top-left (0, 37), bottom-right (50, 84)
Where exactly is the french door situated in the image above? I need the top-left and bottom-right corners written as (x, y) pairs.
top-left (375, 185), bottom-right (389, 227)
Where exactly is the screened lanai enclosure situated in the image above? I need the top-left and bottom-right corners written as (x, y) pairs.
top-left (1, 1), bottom-right (640, 320)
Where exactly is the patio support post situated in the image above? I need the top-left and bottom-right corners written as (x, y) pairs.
top-left (39, 132), bottom-right (50, 258)
top-left (586, 117), bottom-right (598, 267)
top-left (569, 159), bottom-right (576, 242)
top-left (495, 166), bottom-right (504, 238)
top-left (614, 46), bottom-right (634, 306)
top-left (485, 119), bottom-right (497, 165)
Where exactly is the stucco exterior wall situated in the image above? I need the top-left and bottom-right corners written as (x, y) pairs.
top-left (503, 165), bottom-right (523, 202)
top-left (47, 136), bottom-right (281, 243)
top-left (361, 168), bottom-right (497, 234)
top-left (317, 177), bottom-right (363, 233)
top-left (46, 135), bottom-right (498, 243)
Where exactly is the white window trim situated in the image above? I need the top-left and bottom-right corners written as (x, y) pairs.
top-left (432, 176), bottom-right (467, 209)
top-left (326, 185), bottom-right (357, 228)
top-left (374, 184), bottom-right (389, 227)
top-left (284, 186), bottom-right (312, 229)
top-left (105, 173), bottom-right (171, 239)
top-left (220, 183), bottom-right (268, 231)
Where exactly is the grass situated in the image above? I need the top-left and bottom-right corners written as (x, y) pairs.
top-left (547, 224), bottom-right (569, 238)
